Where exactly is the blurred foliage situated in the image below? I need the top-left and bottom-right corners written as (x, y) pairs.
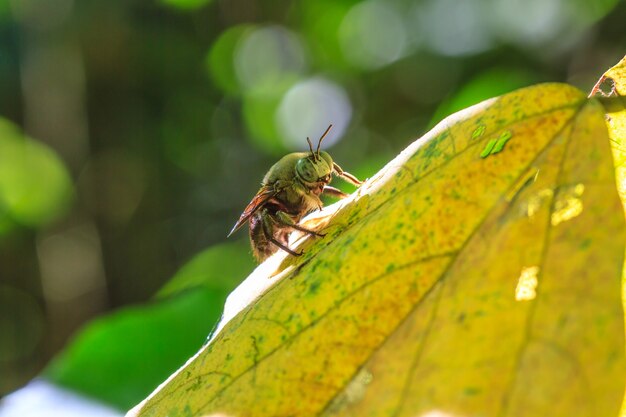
top-left (160, 0), bottom-right (213, 11)
top-left (45, 288), bottom-right (225, 410)
top-left (157, 239), bottom-right (254, 298)
top-left (0, 0), bottom-right (625, 409)
top-left (0, 119), bottom-right (72, 233)
top-left (44, 240), bottom-right (252, 410)
top-left (428, 67), bottom-right (540, 128)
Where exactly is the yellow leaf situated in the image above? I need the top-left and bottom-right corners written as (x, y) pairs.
top-left (592, 54), bottom-right (626, 210)
top-left (590, 54), bottom-right (626, 417)
top-left (128, 82), bottom-right (625, 417)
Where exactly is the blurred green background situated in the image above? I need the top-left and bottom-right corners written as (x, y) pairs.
top-left (0, 0), bottom-right (625, 412)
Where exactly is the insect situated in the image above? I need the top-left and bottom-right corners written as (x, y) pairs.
top-left (228, 124), bottom-right (362, 262)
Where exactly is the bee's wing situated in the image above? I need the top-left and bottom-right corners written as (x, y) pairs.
top-left (227, 185), bottom-right (277, 237)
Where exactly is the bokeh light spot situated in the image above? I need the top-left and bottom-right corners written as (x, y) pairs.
top-left (415, 0), bottom-right (493, 57)
top-left (234, 25), bottom-right (307, 93)
top-left (242, 82), bottom-right (294, 155)
top-left (490, 0), bottom-right (565, 45)
top-left (338, 0), bottom-right (408, 70)
top-left (206, 25), bottom-right (253, 96)
top-left (0, 119), bottom-right (73, 227)
top-left (276, 77), bottom-right (352, 150)
top-left (37, 223), bottom-right (107, 303)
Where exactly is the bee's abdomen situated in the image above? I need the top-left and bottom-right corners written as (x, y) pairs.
top-left (249, 213), bottom-right (272, 261)
top-left (249, 210), bottom-right (292, 262)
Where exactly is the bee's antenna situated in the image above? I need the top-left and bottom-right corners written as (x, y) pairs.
top-left (317, 124), bottom-right (333, 159)
top-left (306, 137), bottom-right (316, 160)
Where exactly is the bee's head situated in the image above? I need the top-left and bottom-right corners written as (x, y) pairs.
top-left (295, 125), bottom-right (335, 185)
top-left (296, 152), bottom-right (333, 184)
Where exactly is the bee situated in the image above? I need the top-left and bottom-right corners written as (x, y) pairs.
top-left (228, 124), bottom-right (362, 262)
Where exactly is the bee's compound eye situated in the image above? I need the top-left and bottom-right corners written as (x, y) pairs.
top-left (296, 158), bottom-right (317, 182)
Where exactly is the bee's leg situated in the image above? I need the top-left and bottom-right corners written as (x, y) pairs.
top-left (261, 211), bottom-right (303, 257)
top-left (333, 162), bottom-right (362, 186)
top-left (275, 211), bottom-right (325, 237)
top-left (322, 185), bottom-right (349, 199)
top-left (313, 195), bottom-right (323, 211)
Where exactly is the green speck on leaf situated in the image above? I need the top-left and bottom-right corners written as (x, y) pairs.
top-left (308, 280), bottom-right (321, 295)
top-left (480, 130), bottom-right (513, 158)
top-left (472, 124), bottom-right (486, 139)
top-left (491, 130), bottom-right (512, 153)
top-left (480, 139), bottom-right (497, 158)
top-left (449, 189), bottom-right (462, 200)
top-left (423, 135), bottom-right (444, 159)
